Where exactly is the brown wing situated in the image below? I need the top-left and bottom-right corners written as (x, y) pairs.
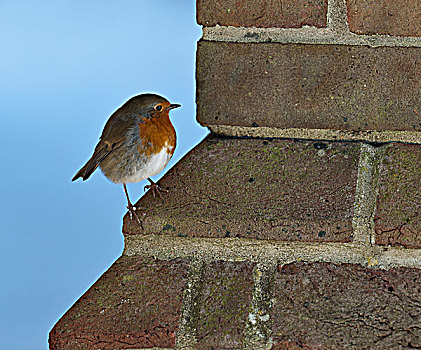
top-left (71, 138), bottom-right (125, 181)
top-left (72, 112), bottom-right (133, 181)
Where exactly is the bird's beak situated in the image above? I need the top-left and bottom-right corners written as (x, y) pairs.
top-left (167, 103), bottom-right (181, 111)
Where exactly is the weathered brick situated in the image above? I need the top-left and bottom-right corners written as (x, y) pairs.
top-left (375, 143), bottom-right (421, 248)
top-left (49, 257), bottom-right (189, 349)
top-left (347, 0), bottom-right (421, 37)
top-left (123, 135), bottom-right (359, 243)
top-left (272, 262), bottom-right (421, 348)
top-left (197, 0), bottom-right (328, 28)
top-left (271, 340), bottom-right (317, 350)
top-left (197, 41), bottom-right (421, 132)
top-left (196, 260), bottom-right (255, 349)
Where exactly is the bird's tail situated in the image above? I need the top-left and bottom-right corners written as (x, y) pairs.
top-left (72, 144), bottom-right (111, 181)
top-left (72, 158), bottom-right (99, 181)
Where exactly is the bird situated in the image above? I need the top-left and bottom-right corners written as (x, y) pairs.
top-left (72, 93), bottom-right (180, 225)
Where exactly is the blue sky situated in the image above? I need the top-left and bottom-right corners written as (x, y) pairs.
top-left (0, 1), bottom-right (206, 348)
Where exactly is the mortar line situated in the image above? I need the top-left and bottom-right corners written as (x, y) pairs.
top-left (327, 0), bottom-right (349, 34)
top-left (202, 26), bottom-right (421, 48)
top-left (206, 125), bottom-right (421, 145)
top-left (243, 261), bottom-right (277, 350)
top-left (126, 348), bottom-right (173, 350)
top-left (124, 235), bottom-right (421, 270)
top-left (176, 259), bottom-right (204, 350)
top-left (352, 143), bottom-right (386, 244)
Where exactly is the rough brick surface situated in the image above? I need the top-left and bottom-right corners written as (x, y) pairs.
top-left (375, 143), bottom-right (421, 248)
top-left (124, 135), bottom-right (359, 242)
top-left (272, 262), bottom-right (421, 349)
top-left (196, 261), bottom-right (255, 348)
top-left (197, 41), bottom-right (421, 132)
top-left (347, 0), bottom-right (421, 37)
top-left (271, 341), bottom-right (317, 350)
top-left (197, 0), bottom-right (328, 28)
top-left (49, 257), bottom-right (189, 349)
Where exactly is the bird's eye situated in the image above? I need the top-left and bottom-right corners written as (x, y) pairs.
top-left (154, 104), bottom-right (163, 111)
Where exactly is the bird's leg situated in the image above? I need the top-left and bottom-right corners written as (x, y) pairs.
top-left (144, 178), bottom-right (168, 201)
top-left (123, 184), bottom-right (143, 227)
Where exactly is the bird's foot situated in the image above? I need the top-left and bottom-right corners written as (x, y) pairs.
top-left (126, 203), bottom-right (144, 229)
top-left (144, 179), bottom-right (168, 201)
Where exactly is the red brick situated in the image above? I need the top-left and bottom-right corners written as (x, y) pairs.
top-left (49, 257), bottom-right (189, 349)
top-left (196, 261), bottom-right (255, 348)
top-left (271, 340), bottom-right (319, 350)
top-left (197, 41), bottom-right (421, 132)
top-left (123, 136), bottom-right (359, 243)
top-left (375, 143), bottom-right (421, 248)
top-left (272, 262), bottom-right (421, 348)
top-left (197, 0), bottom-right (328, 28)
top-left (347, 0), bottom-right (421, 36)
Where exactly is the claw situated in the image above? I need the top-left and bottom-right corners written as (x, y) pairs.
top-left (123, 183), bottom-right (143, 228)
top-left (145, 178), bottom-right (168, 202)
top-left (126, 203), bottom-right (143, 228)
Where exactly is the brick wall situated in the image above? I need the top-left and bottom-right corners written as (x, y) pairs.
top-left (50, 1), bottom-right (421, 349)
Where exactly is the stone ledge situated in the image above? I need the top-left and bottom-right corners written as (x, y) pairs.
top-left (123, 135), bottom-right (421, 256)
top-left (124, 136), bottom-right (360, 243)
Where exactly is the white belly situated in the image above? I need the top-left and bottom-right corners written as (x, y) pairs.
top-left (117, 146), bottom-right (172, 184)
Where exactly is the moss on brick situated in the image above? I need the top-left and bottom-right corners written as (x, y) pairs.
top-left (197, 42), bottom-right (421, 132)
top-left (196, 260), bottom-right (255, 348)
top-left (123, 136), bottom-right (360, 243)
top-left (49, 257), bottom-right (189, 349)
top-left (375, 143), bottom-right (421, 247)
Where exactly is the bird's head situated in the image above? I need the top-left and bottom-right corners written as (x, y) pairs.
top-left (127, 93), bottom-right (181, 120)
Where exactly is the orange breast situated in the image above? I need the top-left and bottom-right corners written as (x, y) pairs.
top-left (137, 113), bottom-right (176, 157)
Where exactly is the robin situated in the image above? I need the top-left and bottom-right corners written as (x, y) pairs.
top-left (72, 93), bottom-right (180, 225)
